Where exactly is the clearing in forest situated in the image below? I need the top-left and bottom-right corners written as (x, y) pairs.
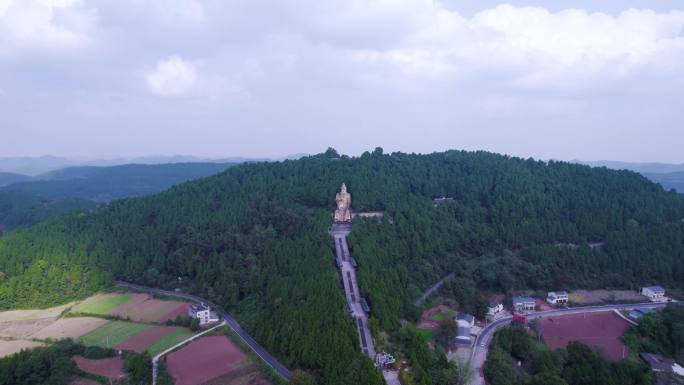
top-left (79, 320), bottom-right (151, 348)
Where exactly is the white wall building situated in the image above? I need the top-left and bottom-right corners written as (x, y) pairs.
top-left (512, 296), bottom-right (535, 312)
top-left (546, 291), bottom-right (569, 305)
top-left (188, 302), bottom-right (220, 325)
top-left (641, 286), bottom-right (666, 301)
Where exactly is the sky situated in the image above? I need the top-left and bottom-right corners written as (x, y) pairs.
top-left (1, 0), bottom-right (683, 162)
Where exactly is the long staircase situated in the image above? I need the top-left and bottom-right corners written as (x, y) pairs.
top-left (331, 224), bottom-right (376, 358)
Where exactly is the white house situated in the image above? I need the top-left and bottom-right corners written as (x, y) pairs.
top-left (641, 286), bottom-right (666, 301)
top-left (455, 314), bottom-right (475, 345)
top-left (512, 296), bottom-right (535, 312)
top-left (546, 291), bottom-right (569, 305)
top-left (488, 301), bottom-right (504, 316)
top-left (188, 303), bottom-right (220, 325)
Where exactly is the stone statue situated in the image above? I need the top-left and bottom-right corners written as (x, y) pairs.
top-left (334, 183), bottom-right (352, 223)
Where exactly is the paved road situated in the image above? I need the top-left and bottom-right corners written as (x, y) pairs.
top-left (115, 281), bottom-right (293, 381)
top-left (469, 301), bottom-right (672, 385)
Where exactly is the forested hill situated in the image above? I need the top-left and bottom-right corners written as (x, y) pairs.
top-left (1, 149), bottom-right (684, 384)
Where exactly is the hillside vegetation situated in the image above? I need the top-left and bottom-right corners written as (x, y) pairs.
top-left (1, 149), bottom-right (684, 383)
top-left (0, 162), bottom-right (235, 231)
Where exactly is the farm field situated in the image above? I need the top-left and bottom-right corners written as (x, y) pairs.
top-left (72, 293), bottom-right (133, 315)
top-left (73, 355), bottom-right (125, 382)
top-left (167, 335), bottom-right (270, 385)
top-left (114, 325), bottom-right (194, 355)
top-left (0, 339), bottom-right (43, 358)
top-left (31, 317), bottom-right (108, 340)
top-left (538, 311), bottom-right (631, 361)
top-left (0, 302), bottom-right (74, 322)
top-left (70, 291), bottom-right (190, 323)
top-left (569, 290), bottom-right (644, 305)
top-left (146, 327), bottom-right (194, 356)
top-left (79, 320), bottom-right (151, 348)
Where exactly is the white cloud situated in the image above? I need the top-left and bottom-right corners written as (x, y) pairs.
top-left (146, 55), bottom-right (197, 96)
top-left (0, 0), bottom-right (96, 54)
top-left (320, 2), bottom-right (684, 87)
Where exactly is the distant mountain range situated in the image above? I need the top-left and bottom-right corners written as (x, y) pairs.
top-left (0, 154), bottom-right (309, 176)
top-left (575, 160), bottom-right (684, 193)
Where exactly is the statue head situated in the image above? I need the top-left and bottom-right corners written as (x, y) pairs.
top-left (341, 183), bottom-right (347, 193)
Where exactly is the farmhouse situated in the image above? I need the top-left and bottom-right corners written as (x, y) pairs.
top-left (454, 314), bottom-right (474, 345)
top-left (641, 286), bottom-right (666, 301)
top-left (488, 300), bottom-right (503, 316)
top-left (188, 303), bottom-right (220, 325)
top-left (512, 296), bottom-right (535, 312)
top-left (546, 291), bottom-right (568, 305)
top-left (629, 307), bottom-right (655, 320)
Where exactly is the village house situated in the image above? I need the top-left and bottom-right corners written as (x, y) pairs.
top-left (546, 291), bottom-right (569, 305)
top-left (641, 286), bottom-right (666, 301)
top-left (455, 314), bottom-right (475, 345)
top-left (629, 307), bottom-right (656, 320)
top-left (512, 296), bottom-right (535, 312)
top-left (188, 302), bottom-right (220, 325)
top-left (488, 300), bottom-right (504, 317)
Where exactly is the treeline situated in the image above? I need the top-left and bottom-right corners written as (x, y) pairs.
top-left (0, 339), bottom-right (150, 385)
top-left (485, 325), bottom-right (654, 385)
top-left (624, 304), bottom-right (684, 364)
top-left (1, 149), bottom-right (684, 383)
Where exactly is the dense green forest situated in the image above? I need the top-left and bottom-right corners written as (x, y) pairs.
top-left (0, 190), bottom-right (95, 232)
top-left (484, 324), bottom-right (654, 385)
top-left (1, 148), bottom-right (684, 383)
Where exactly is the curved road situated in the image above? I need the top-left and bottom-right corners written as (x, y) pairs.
top-left (115, 280), bottom-right (292, 381)
top-left (470, 301), bottom-right (673, 385)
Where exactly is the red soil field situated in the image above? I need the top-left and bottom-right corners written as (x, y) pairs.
top-left (167, 336), bottom-right (247, 385)
top-left (111, 293), bottom-right (188, 323)
top-left (115, 325), bottom-right (178, 352)
top-left (72, 355), bottom-right (125, 381)
top-left (159, 303), bottom-right (190, 322)
top-left (538, 311), bottom-right (631, 361)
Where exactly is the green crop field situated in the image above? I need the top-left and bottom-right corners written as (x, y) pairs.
top-left (78, 321), bottom-right (151, 348)
top-left (72, 293), bottom-right (132, 315)
top-left (146, 327), bottom-right (194, 356)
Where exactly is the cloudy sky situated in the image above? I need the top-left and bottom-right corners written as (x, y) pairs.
top-left (1, 0), bottom-right (683, 161)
